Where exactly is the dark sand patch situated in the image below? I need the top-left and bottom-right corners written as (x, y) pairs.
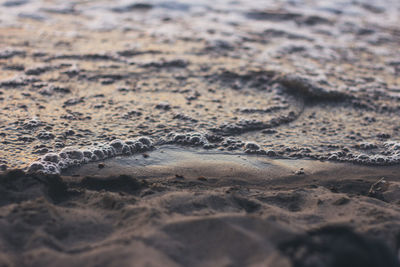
top-left (2, 148), bottom-right (400, 266)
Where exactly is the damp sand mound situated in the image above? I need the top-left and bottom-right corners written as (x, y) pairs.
top-left (1, 148), bottom-right (400, 266)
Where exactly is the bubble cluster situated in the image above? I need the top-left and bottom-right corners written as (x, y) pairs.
top-left (23, 118), bottom-right (43, 129)
top-left (321, 141), bottom-right (400, 166)
top-left (37, 131), bottom-right (55, 140)
top-left (166, 132), bottom-right (214, 148)
top-left (28, 137), bottom-right (153, 174)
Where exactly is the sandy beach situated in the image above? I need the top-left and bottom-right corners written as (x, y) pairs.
top-left (1, 0), bottom-right (400, 266)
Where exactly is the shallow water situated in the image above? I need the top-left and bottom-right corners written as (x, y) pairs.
top-left (0, 0), bottom-right (399, 172)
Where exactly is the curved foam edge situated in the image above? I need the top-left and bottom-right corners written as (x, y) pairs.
top-left (26, 132), bottom-right (272, 175)
top-left (28, 137), bottom-right (154, 175)
top-left (27, 132), bottom-right (400, 175)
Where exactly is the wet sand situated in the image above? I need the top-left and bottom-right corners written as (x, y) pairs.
top-left (1, 0), bottom-right (400, 266)
top-left (0, 0), bottom-right (399, 170)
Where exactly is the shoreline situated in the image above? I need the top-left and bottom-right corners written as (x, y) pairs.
top-left (1, 0), bottom-right (400, 265)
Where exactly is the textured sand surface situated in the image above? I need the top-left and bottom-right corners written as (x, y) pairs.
top-left (2, 148), bottom-right (400, 266)
top-left (1, 0), bottom-right (400, 266)
top-left (0, 0), bottom-right (399, 170)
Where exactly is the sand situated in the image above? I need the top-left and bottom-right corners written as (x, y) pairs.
top-left (1, 147), bottom-right (400, 266)
top-left (1, 0), bottom-right (400, 266)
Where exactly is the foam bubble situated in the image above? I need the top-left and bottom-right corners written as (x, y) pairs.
top-left (23, 118), bottom-right (43, 129)
top-left (244, 142), bottom-right (266, 154)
